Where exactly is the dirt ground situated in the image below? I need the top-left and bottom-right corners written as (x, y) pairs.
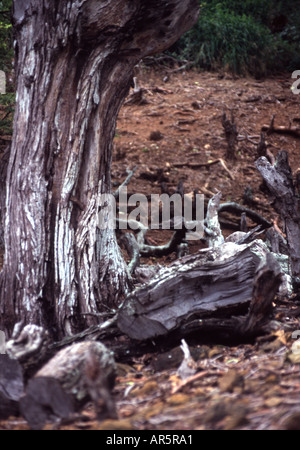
top-left (1, 67), bottom-right (300, 430)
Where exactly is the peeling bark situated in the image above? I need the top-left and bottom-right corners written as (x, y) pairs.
top-left (256, 152), bottom-right (300, 279)
top-left (0, 0), bottom-right (199, 337)
top-left (117, 240), bottom-right (277, 341)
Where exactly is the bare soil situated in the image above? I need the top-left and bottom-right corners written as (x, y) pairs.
top-left (1, 67), bottom-right (300, 430)
top-left (113, 67), bottom-right (300, 259)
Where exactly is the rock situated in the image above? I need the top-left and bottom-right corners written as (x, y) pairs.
top-left (35, 341), bottom-right (117, 413)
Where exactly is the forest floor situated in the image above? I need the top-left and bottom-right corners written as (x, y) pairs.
top-left (1, 66), bottom-right (300, 430)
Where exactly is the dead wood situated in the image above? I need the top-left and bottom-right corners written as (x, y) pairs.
top-left (262, 115), bottom-right (300, 138)
top-left (121, 232), bottom-right (141, 274)
top-left (206, 192), bottom-right (224, 247)
top-left (116, 189), bottom-right (287, 342)
top-left (218, 202), bottom-right (272, 228)
top-left (222, 111), bottom-right (238, 160)
top-left (256, 151), bottom-right (300, 278)
top-left (256, 132), bottom-right (275, 165)
top-left (172, 158), bottom-right (234, 180)
top-left (5, 334), bottom-right (118, 427)
top-left (124, 77), bottom-right (149, 106)
top-left (240, 212), bottom-right (248, 232)
top-left (117, 239), bottom-right (284, 341)
top-left (243, 252), bottom-right (282, 334)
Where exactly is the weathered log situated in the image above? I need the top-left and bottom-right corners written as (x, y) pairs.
top-left (19, 377), bottom-right (75, 429)
top-left (6, 324), bottom-right (51, 380)
top-left (242, 252), bottom-right (282, 333)
top-left (117, 239), bottom-right (285, 341)
top-left (6, 334), bottom-right (118, 427)
top-left (206, 192), bottom-right (224, 248)
top-left (34, 341), bottom-right (117, 413)
top-left (256, 152), bottom-right (300, 278)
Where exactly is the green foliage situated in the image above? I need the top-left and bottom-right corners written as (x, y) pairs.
top-left (172, 0), bottom-right (300, 76)
top-left (0, 92), bottom-right (14, 135)
top-left (0, 0), bottom-right (13, 73)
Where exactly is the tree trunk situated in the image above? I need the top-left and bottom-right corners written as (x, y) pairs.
top-left (0, 0), bottom-right (199, 337)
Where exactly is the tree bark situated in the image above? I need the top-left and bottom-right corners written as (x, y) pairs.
top-left (256, 152), bottom-right (300, 279)
top-left (117, 240), bottom-right (280, 341)
top-left (0, 0), bottom-right (199, 337)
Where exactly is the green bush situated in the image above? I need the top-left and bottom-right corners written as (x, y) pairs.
top-left (0, 92), bottom-right (14, 136)
top-left (0, 0), bottom-right (13, 73)
top-left (172, 0), bottom-right (300, 76)
top-left (181, 9), bottom-right (275, 76)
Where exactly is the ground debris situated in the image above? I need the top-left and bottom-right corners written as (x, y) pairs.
top-left (2, 69), bottom-right (300, 430)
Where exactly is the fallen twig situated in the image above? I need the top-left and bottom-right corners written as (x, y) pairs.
top-left (173, 158), bottom-right (234, 180)
top-left (171, 370), bottom-right (210, 394)
top-left (262, 115), bottom-right (300, 138)
top-left (114, 167), bottom-right (137, 198)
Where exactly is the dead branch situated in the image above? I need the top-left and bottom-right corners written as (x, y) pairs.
top-left (206, 192), bottom-right (224, 248)
top-left (173, 158), bottom-right (234, 180)
top-left (124, 77), bottom-right (149, 106)
top-left (262, 115), bottom-right (300, 138)
top-left (122, 232), bottom-right (140, 274)
top-left (256, 132), bottom-right (275, 165)
top-left (114, 166), bottom-right (137, 199)
top-left (118, 216), bottom-right (188, 260)
top-left (256, 151), bottom-right (300, 278)
top-left (222, 111), bottom-right (238, 160)
top-left (218, 202), bottom-right (272, 228)
top-left (242, 252), bottom-right (282, 334)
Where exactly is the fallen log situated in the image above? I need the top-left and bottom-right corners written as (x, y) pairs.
top-left (117, 239), bottom-right (286, 341)
top-left (4, 336), bottom-right (118, 428)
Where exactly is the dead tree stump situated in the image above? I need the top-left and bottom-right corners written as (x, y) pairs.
top-left (256, 151), bottom-right (300, 279)
top-left (222, 111), bottom-right (238, 160)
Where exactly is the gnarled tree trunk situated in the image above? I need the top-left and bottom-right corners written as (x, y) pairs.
top-left (0, 0), bottom-right (199, 337)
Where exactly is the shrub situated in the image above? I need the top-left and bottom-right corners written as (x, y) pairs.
top-left (0, 0), bottom-right (13, 73)
top-left (171, 0), bottom-right (300, 76)
top-left (0, 92), bottom-right (14, 136)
